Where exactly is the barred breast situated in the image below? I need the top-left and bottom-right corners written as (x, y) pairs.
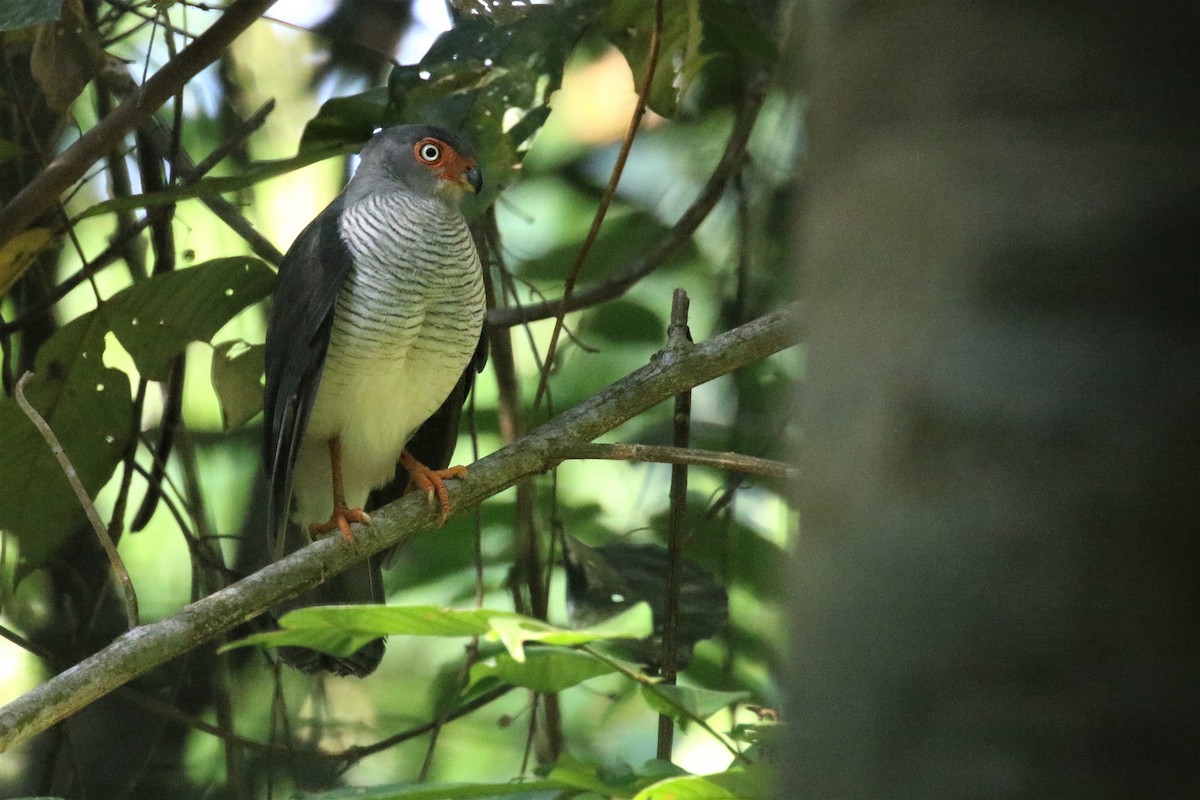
top-left (290, 191), bottom-right (484, 527)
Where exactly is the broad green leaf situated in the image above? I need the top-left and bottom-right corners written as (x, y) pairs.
top-left (579, 299), bottom-right (665, 345)
top-left (632, 775), bottom-right (732, 800)
top-left (0, 227), bottom-right (54, 299)
top-left (489, 602), bottom-right (652, 662)
top-left (75, 143), bottom-right (354, 220)
top-left (390, 3), bottom-right (600, 211)
top-left (603, 0), bottom-right (709, 117)
top-left (0, 0), bottom-right (64, 32)
top-left (103, 257), bottom-right (274, 381)
top-left (546, 753), bottom-right (634, 797)
top-left (308, 778), bottom-right (569, 799)
top-left (210, 340), bottom-right (264, 431)
top-left (30, 1), bottom-right (104, 112)
top-left (697, 0), bottom-right (777, 64)
top-left (224, 603), bottom-right (651, 664)
top-left (298, 87), bottom-right (391, 149)
top-left (0, 312), bottom-right (132, 571)
top-left (469, 647), bottom-right (615, 693)
top-left (639, 685), bottom-right (749, 723)
top-left (631, 772), bottom-right (767, 800)
top-left (223, 606), bottom-right (527, 657)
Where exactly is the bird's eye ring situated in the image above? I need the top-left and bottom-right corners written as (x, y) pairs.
top-left (416, 140), bottom-right (443, 163)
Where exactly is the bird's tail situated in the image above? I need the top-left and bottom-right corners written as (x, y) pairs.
top-left (273, 519), bottom-right (388, 677)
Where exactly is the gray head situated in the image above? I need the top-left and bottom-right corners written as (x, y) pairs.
top-left (346, 124), bottom-right (482, 204)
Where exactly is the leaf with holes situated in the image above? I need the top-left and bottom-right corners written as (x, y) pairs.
top-left (103, 257), bottom-right (274, 381)
top-left (0, 312), bottom-right (132, 572)
top-left (30, 0), bottom-right (106, 113)
top-left (603, 0), bottom-right (710, 118)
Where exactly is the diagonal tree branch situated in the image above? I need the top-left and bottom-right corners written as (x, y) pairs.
top-left (0, 0), bottom-right (276, 253)
top-left (0, 303), bottom-right (800, 754)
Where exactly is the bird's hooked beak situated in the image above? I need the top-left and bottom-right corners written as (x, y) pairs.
top-left (460, 164), bottom-right (483, 195)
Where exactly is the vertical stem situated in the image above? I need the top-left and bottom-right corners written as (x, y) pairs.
top-left (657, 289), bottom-right (692, 761)
top-left (478, 213), bottom-right (562, 761)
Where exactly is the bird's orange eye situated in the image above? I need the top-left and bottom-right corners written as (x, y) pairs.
top-left (415, 139), bottom-right (444, 164)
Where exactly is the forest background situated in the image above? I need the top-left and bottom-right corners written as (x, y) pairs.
top-left (0, 1), bottom-right (795, 797)
top-left (2, 2), bottom-right (1197, 799)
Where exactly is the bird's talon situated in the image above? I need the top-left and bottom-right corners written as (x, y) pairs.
top-left (308, 505), bottom-right (371, 542)
top-left (401, 451), bottom-right (467, 525)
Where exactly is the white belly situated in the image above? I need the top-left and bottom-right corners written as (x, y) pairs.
top-left (290, 336), bottom-right (470, 526)
top-left (288, 192), bottom-right (484, 526)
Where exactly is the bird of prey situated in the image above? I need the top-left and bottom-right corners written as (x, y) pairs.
top-left (263, 124), bottom-right (486, 676)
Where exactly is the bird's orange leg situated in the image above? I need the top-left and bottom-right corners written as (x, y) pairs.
top-left (400, 449), bottom-right (468, 524)
top-left (309, 436), bottom-right (372, 541)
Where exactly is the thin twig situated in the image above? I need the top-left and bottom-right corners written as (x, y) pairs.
top-left (657, 289), bottom-right (692, 761)
top-left (338, 684), bottom-right (515, 762)
top-left (547, 442), bottom-right (796, 481)
top-left (580, 644), bottom-right (748, 764)
top-left (13, 373), bottom-right (139, 627)
top-left (0, 0), bottom-right (275, 251)
top-left (531, 0), bottom-right (664, 408)
top-left (0, 98), bottom-right (279, 339)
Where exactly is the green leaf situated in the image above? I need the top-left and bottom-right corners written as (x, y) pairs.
top-left (300, 87), bottom-right (391, 149)
top-left (629, 770), bottom-right (772, 800)
top-left (210, 340), bottom-right (264, 431)
top-left (579, 299), bottom-right (664, 345)
top-left (224, 603), bottom-right (652, 665)
top-left (546, 753), bottom-right (633, 797)
top-left (0, 0), bottom-right (64, 32)
top-left (632, 775), bottom-right (731, 800)
top-left (469, 648), bottom-right (616, 693)
top-left (603, 0), bottom-right (710, 117)
top-left (388, 3), bottom-right (600, 209)
top-left (223, 605), bottom-right (526, 657)
top-left (102, 257), bottom-right (274, 381)
top-left (488, 602), bottom-right (653, 662)
top-left (0, 312), bottom-right (132, 571)
top-left (0, 227), bottom-right (54, 299)
top-left (30, 3), bottom-right (105, 113)
top-left (639, 685), bottom-right (749, 723)
top-left (307, 778), bottom-right (570, 799)
top-left (697, 0), bottom-right (777, 64)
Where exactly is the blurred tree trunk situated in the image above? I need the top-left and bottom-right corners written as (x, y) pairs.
top-left (790, 4), bottom-right (1200, 798)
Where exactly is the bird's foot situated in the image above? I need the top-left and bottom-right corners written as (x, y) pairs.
top-left (400, 451), bottom-right (468, 524)
top-left (308, 506), bottom-right (373, 542)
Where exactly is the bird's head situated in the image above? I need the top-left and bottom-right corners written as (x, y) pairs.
top-left (350, 124), bottom-right (483, 205)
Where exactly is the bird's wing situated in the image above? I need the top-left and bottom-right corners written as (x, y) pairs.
top-left (263, 195), bottom-right (353, 551)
